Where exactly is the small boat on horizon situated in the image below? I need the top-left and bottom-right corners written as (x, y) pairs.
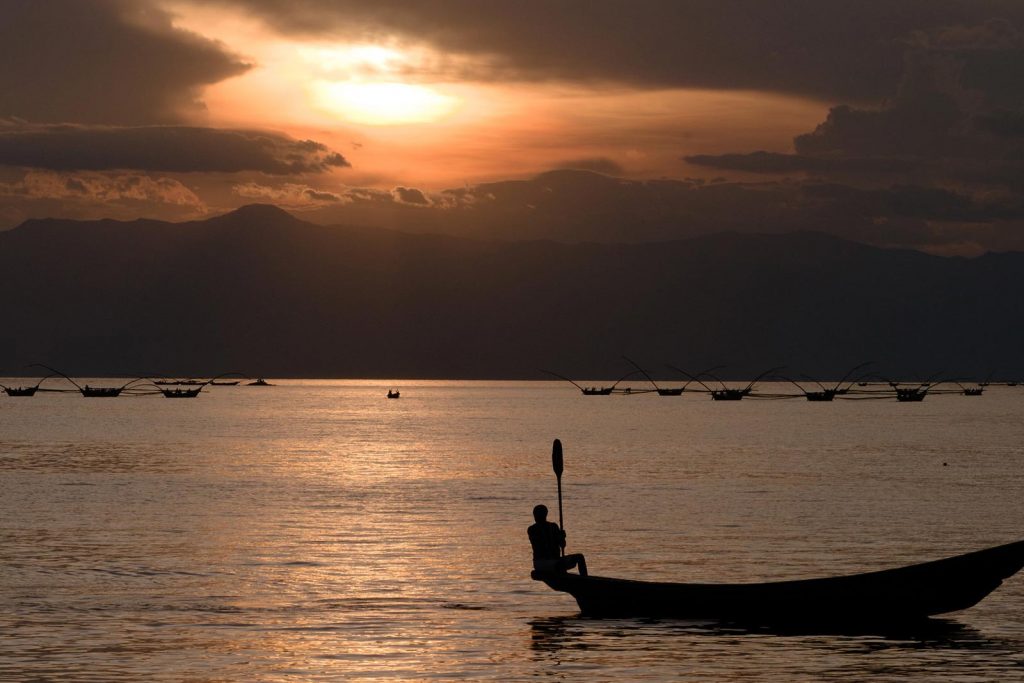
top-left (387, 389), bottom-right (401, 399)
top-left (159, 387), bottom-right (202, 398)
top-left (247, 378), bottom-right (272, 386)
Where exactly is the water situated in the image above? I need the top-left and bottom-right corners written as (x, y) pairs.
top-left (2, 380), bottom-right (1023, 680)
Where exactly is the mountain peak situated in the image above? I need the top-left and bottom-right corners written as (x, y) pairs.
top-left (216, 203), bottom-right (301, 224)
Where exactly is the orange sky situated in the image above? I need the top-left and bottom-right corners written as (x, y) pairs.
top-left (3, 1), bottom-right (1024, 255)
top-left (168, 2), bottom-right (827, 189)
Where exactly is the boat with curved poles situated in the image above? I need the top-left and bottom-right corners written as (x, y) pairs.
top-left (30, 365), bottom-right (150, 397)
top-left (532, 539), bottom-right (1024, 623)
top-left (623, 356), bottom-right (684, 396)
top-left (1, 373), bottom-right (56, 397)
top-left (668, 365), bottom-right (782, 401)
top-left (784, 362), bottom-right (873, 402)
top-left (541, 369), bottom-right (639, 396)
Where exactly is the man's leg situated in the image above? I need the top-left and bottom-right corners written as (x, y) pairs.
top-left (559, 553), bottom-right (588, 577)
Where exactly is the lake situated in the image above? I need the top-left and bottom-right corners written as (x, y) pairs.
top-left (2, 380), bottom-right (1023, 680)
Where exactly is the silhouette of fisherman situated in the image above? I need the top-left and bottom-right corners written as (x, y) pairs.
top-left (528, 504), bottom-right (587, 576)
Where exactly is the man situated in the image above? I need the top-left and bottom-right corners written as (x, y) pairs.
top-left (528, 504), bottom-right (587, 576)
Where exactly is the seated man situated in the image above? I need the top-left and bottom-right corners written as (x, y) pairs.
top-left (528, 504), bottom-right (587, 576)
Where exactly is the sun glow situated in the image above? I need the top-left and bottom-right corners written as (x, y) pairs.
top-left (313, 81), bottom-right (460, 126)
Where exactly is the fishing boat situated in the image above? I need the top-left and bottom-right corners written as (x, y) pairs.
top-left (387, 389), bottom-right (401, 399)
top-left (533, 439), bottom-right (1023, 625)
top-left (210, 380), bottom-right (240, 386)
top-left (541, 369), bottom-right (638, 396)
top-left (247, 378), bottom-right (272, 386)
top-left (895, 387), bottom-right (927, 402)
top-left (160, 387), bottom-right (202, 398)
top-left (532, 539), bottom-right (1024, 623)
top-left (3, 386), bottom-right (38, 397)
top-left (81, 385), bottom-right (122, 397)
top-left (623, 356), bottom-right (685, 396)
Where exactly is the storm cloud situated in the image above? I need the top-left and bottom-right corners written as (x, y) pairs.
top-left (0, 124), bottom-right (349, 174)
top-left (212, 0), bottom-right (1024, 102)
top-left (0, 0), bottom-right (249, 124)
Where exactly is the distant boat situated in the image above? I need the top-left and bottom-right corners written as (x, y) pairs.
top-left (2, 386), bottom-right (38, 397)
top-left (81, 385), bottom-right (122, 398)
top-left (533, 539), bottom-right (1024, 623)
top-left (160, 387), bottom-right (202, 398)
top-left (803, 390), bottom-right (836, 402)
top-left (247, 378), bottom-right (272, 386)
top-left (623, 356), bottom-right (685, 396)
top-left (541, 369), bottom-right (639, 396)
top-left (387, 389), bottom-right (401, 399)
top-left (895, 387), bottom-right (927, 402)
top-left (210, 380), bottom-right (240, 386)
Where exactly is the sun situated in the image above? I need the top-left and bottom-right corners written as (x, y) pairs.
top-left (313, 80), bottom-right (460, 126)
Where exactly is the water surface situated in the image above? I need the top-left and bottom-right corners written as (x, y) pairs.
top-left (2, 380), bottom-right (1023, 680)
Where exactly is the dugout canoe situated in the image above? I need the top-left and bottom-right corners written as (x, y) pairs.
top-left (532, 539), bottom-right (1024, 623)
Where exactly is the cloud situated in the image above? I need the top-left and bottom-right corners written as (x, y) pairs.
top-left (0, 170), bottom-right (203, 207)
top-left (0, 123), bottom-right (350, 174)
top-left (392, 186), bottom-right (430, 205)
top-left (212, 1), bottom-right (1024, 101)
top-left (685, 152), bottom-right (920, 175)
top-left (233, 182), bottom-right (346, 205)
top-left (0, 0), bottom-right (250, 125)
top-left (553, 158), bottom-right (625, 175)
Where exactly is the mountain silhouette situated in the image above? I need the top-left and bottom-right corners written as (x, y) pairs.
top-left (1, 205), bottom-right (1022, 379)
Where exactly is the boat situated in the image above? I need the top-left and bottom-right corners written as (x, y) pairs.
top-left (623, 356), bottom-right (685, 396)
top-left (2, 385), bottom-right (38, 397)
top-left (532, 539), bottom-right (1024, 623)
top-left (160, 387), bottom-right (201, 398)
top-left (81, 385), bottom-right (122, 397)
top-left (895, 387), bottom-right (927, 402)
top-left (541, 369), bottom-right (639, 396)
top-left (247, 378), bottom-right (272, 386)
top-left (804, 390), bottom-right (836, 401)
top-left (210, 380), bottom-right (240, 386)
top-left (387, 389), bottom-right (401, 399)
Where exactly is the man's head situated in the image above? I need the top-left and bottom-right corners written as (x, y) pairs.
top-left (533, 504), bottom-right (548, 522)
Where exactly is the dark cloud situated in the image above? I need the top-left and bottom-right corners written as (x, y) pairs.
top-left (0, 124), bottom-right (349, 174)
top-left (304, 189), bottom-right (343, 202)
top-left (216, 0), bottom-right (1024, 102)
top-left (0, 0), bottom-right (250, 124)
top-left (801, 183), bottom-right (1023, 222)
top-left (553, 158), bottom-right (625, 175)
top-left (393, 187), bottom-right (430, 205)
top-left (685, 152), bottom-right (920, 175)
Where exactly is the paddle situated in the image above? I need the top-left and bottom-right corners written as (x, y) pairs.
top-left (552, 438), bottom-right (564, 557)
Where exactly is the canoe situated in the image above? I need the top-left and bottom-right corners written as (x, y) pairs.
top-left (532, 539), bottom-right (1024, 623)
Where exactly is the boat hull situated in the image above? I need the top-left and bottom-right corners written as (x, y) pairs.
top-left (534, 540), bottom-right (1024, 623)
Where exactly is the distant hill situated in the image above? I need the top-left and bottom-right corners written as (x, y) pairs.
top-left (1, 204), bottom-right (1022, 380)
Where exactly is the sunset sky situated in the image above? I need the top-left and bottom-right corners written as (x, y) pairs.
top-left (3, 0), bottom-right (1024, 254)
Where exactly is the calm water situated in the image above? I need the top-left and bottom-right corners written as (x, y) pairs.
top-left (2, 380), bottom-right (1023, 681)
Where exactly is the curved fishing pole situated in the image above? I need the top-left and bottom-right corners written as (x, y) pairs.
top-left (666, 365), bottom-right (717, 393)
top-left (539, 369), bottom-right (587, 392)
top-left (744, 366), bottom-right (785, 393)
top-left (623, 355), bottom-right (662, 391)
top-left (832, 361), bottom-right (874, 392)
top-left (608, 370), bottom-right (641, 391)
top-left (30, 364), bottom-right (83, 391)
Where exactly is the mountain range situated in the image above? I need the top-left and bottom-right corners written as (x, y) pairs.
top-left (1, 204), bottom-right (1022, 380)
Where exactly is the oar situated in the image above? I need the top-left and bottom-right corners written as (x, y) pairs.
top-left (552, 438), bottom-right (564, 557)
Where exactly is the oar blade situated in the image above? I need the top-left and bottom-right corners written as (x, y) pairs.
top-left (552, 439), bottom-right (563, 477)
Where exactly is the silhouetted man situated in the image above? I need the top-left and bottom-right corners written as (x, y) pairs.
top-left (528, 504), bottom-right (587, 576)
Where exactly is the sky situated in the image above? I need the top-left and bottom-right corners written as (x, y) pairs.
top-left (2, 0), bottom-right (1024, 254)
